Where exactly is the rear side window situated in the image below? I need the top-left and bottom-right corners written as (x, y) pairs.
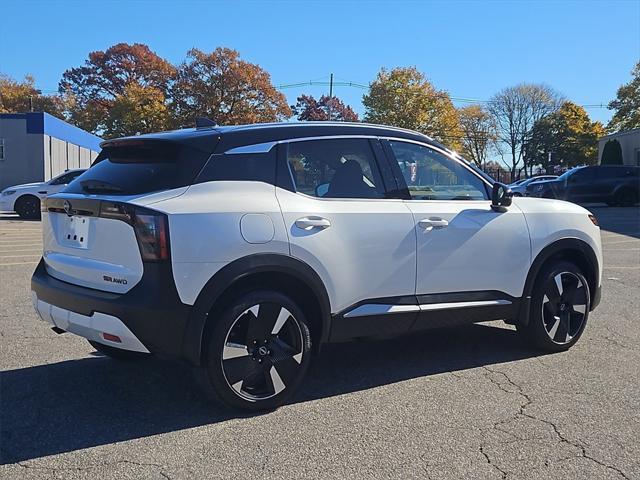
top-left (195, 149), bottom-right (276, 184)
top-left (64, 140), bottom-right (211, 196)
top-left (286, 138), bottom-right (385, 199)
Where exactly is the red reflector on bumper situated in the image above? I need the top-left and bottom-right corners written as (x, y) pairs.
top-left (102, 333), bottom-right (122, 343)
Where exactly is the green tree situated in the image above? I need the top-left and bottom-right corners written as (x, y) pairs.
top-left (525, 102), bottom-right (605, 171)
top-left (488, 83), bottom-right (563, 178)
top-left (608, 61), bottom-right (640, 132)
top-left (458, 105), bottom-right (496, 168)
top-left (601, 139), bottom-right (623, 165)
top-left (103, 83), bottom-right (172, 138)
top-left (362, 67), bottom-right (461, 149)
top-left (0, 74), bottom-right (65, 117)
top-left (171, 47), bottom-right (291, 125)
top-left (59, 43), bottom-right (176, 134)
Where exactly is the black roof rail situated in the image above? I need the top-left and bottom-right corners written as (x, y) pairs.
top-left (195, 117), bottom-right (216, 129)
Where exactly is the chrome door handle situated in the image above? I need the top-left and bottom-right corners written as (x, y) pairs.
top-left (418, 217), bottom-right (449, 230)
top-left (295, 216), bottom-right (331, 230)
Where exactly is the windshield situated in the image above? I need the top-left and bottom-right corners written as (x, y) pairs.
top-left (558, 167), bottom-right (584, 181)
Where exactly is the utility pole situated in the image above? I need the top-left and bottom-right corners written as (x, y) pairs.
top-left (29, 95), bottom-right (34, 112)
top-left (327, 73), bottom-right (333, 121)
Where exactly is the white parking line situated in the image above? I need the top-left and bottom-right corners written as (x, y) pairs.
top-left (0, 261), bottom-right (39, 266)
top-left (0, 254), bottom-right (41, 258)
top-left (0, 249), bottom-right (42, 253)
top-left (603, 239), bottom-right (640, 245)
top-left (0, 243), bottom-right (42, 248)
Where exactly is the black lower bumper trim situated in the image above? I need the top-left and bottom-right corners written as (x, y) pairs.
top-left (31, 259), bottom-right (191, 358)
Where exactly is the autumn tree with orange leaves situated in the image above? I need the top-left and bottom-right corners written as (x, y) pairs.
top-left (59, 43), bottom-right (176, 137)
top-left (171, 48), bottom-right (291, 126)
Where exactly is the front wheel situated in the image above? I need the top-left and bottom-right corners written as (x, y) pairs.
top-left (15, 195), bottom-right (41, 219)
top-left (517, 261), bottom-right (590, 352)
top-left (201, 290), bottom-right (312, 411)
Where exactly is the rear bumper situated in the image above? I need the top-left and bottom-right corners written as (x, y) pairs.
top-left (31, 259), bottom-right (191, 358)
top-left (33, 294), bottom-right (150, 353)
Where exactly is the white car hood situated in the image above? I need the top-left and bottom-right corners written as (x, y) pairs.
top-left (4, 182), bottom-right (46, 191)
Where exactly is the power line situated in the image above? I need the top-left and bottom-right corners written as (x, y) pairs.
top-left (30, 79), bottom-right (609, 109)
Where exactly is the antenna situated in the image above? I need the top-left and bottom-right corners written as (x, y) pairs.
top-left (195, 117), bottom-right (216, 128)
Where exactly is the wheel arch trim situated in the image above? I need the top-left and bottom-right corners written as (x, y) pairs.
top-left (181, 253), bottom-right (331, 365)
top-left (518, 237), bottom-right (600, 326)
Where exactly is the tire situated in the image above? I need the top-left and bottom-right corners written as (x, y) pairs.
top-left (517, 261), bottom-right (590, 352)
top-left (15, 195), bottom-right (41, 220)
top-left (614, 188), bottom-right (638, 207)
top-left (200, 290), bottom-right (312, 411)
top-left (513, 192), bottom-right (523, 197)
top-left (88, 340), bottom-right (150, 361)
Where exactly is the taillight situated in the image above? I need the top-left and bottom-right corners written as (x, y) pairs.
top-left (99, 201), bottom-right (170, 262)
top-left (133, 213), bottom-right (169, 261)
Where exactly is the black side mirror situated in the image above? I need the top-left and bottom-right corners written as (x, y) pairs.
top-left (491, 182), bottom-right (513, 211)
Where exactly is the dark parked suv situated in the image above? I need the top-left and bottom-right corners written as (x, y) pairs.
top-left (527, 165), bottom-right (640, 206)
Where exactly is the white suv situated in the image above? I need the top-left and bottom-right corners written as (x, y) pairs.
top-left (31, 122), bottom-right (602, 410)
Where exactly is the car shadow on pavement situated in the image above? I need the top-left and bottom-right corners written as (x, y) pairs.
top-left (1, 322), bottom-right (544, 464)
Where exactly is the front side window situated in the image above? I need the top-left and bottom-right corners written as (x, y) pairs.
top-left (388, 141), bottom-right (488, 200)
top-left (287, 138), bottom-right (384, 199)
top-left (569, 167), bottom-right (594, 184)
top-left (49, 170), bottom-right (84, 185)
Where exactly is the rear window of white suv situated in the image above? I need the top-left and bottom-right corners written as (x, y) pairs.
top-left (64, 140), bottom-right (212, 196)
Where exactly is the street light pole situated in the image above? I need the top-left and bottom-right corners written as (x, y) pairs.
top-left (327, 73), bottom-right (333, 121)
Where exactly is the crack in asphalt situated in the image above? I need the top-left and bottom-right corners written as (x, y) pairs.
top-left (479, 445), bottom-right (508, 479)
top-left (480, 366), bottom-right (630, 479)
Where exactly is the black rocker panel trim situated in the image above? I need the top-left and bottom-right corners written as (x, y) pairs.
top-left (412, 292), bottom-right (520, 332)
top-left (330, 291), bottom-right (518, 342)
top-left (518, 238), bottom-right (600, 326)
top-left (182, 253), bottom-right (331, 366)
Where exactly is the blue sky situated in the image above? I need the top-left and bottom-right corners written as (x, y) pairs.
top-left (1, 0), bottom-right (639, 125)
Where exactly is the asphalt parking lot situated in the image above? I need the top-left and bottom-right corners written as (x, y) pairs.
top-left (0, 207), bottom-right (638, 479)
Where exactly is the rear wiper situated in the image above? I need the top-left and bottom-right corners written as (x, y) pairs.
top-left (80, 180), bottom-right (124, 194)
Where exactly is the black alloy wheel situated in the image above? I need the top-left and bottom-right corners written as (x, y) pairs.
top-left (517, 261), bottom-right (590, 352)
top-left (16, 195), bottom-right (41, 219)
top-left (202, 290), bottom-right (311, 410)
top-left (540, 271), bottom-right (588, 345)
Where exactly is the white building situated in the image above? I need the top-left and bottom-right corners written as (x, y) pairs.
top-left (0, 112), bottom-right (102, 190)
top-left (598, 128), bottom-right (640, 166)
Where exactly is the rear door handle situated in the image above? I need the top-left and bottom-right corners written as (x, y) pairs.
top-left (295, 216), bottom-right (331, 230)
top-left (418, 217), bottom-right (449, 230)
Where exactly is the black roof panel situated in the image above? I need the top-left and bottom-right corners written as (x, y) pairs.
top-left (101, 122), bottom-right (450, 154)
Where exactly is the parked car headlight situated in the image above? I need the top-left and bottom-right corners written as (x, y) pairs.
top-left (1, 190), bottom-right (16, 196)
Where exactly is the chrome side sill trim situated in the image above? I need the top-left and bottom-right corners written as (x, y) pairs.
top-left (344, 299), bottom-right (512, 318)
top-left (418, 299), bottom-right (512, 311)
top-left (343, 304), bottom-right (420, 318)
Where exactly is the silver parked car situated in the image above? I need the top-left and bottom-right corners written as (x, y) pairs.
top-left (509, 175), bottom-right (558, 196)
